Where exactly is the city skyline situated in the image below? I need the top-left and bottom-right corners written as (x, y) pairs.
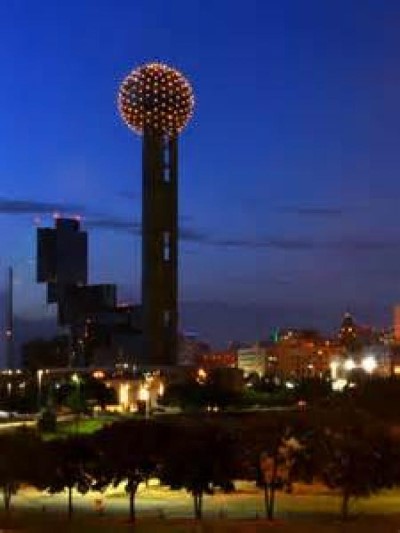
top-left (0, 0), bottom-right (400, 355)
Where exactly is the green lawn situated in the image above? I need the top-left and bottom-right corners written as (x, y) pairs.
top-left (57, 417), bottom-right (111, 435)
top-left (43, 414), bottom-right (123, 439)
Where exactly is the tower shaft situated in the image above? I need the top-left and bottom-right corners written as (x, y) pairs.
top-left (142, 131), bottom-right (178, 365)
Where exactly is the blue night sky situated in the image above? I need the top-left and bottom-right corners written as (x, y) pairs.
top-left (0, 0), bottom-right (399, 350)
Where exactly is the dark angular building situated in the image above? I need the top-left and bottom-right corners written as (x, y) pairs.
top-left (37, 217), bottom-right (87, 302)
top-left (58, 284), bottom-right (117, 326)
top-left (36, 217), bottom-right (143, 367)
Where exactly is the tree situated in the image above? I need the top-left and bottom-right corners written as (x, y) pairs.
top-left (160, 420), bottom-right (237, 519)
top-left (0, 428), bottom-right (42, 512)
top-left (83, 376), bottom-right (116, 409)
top-left (345, 377), bottom-right (400, 423)
top-left (37, 407), bottom-right (57, 433)
top-left (161, 382), bottom-right (208, 411)
top-left (39, 436), bottom-right (94, 519)
top-left (310, 408), bottom-right (391, 520)
top-left (238, 412), bottom-right (305, 520)
top-left (92, 419), bottom-right (161, 522)
top-left (294, 377), bottom-right (331, 405)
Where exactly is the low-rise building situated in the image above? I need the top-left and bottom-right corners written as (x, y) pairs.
top-left (237, 343), bottom-right (267, 377)
top-left (268, 340), bottom-right (337, 379)
top-left (197, 350), bottom-right (237, 371)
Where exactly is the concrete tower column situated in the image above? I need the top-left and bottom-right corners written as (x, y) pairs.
top-left (142, 131), bottom-right (178, 365)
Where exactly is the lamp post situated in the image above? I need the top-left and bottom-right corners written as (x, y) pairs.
top-left (37, 369), bottom-right (44, 413)
top-left (158, 381), bottom-right (164, 399)
top-left (138, 385), bottom-right (150, 419)
top-left (71, 372), bottom-right (82, 432)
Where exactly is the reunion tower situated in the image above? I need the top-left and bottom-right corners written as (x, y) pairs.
top-left (118, 62), bottom-right (194, 366)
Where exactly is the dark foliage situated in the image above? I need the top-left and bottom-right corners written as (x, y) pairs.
top-left (159, 419), bottom-right (238, 519)
top-left (0, 428), bottom-right (42, 512)
top-left (36, 436), bottom-right (95, 519)
top-left (92, 419), bottom-right (163, 521)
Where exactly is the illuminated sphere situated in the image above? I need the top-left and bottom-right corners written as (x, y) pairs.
top-left (118, 62), bottom-right (194, 136)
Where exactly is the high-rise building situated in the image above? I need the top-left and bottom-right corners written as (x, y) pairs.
top-left (58, 284), bottom-right (117, 325)
top-left (37, 217), bottom-right (87, 302)
top-left (337, 311), bottom-right (361, 351)
top-left (118, 62), bottom-right (194, 366)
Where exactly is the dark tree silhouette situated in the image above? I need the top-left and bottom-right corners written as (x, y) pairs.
top-left (0, 428), bottom-right (41, 512)
top-left (240, 413), bottom-right (303, 520)
top-left (38, 436), bottom-right (94, 519)
top-left (309, 408), bottom-right (391, 520)
top-left (92, 419), bottom-right (161, 522)
top-left (160, 420), bottom-right (237, 519)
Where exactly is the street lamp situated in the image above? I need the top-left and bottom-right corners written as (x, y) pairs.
top-left (361, 355), bottom-right (377, 374)
top-left (330, 360), bottom-right (340, 380)
top-left (71, 372), bottom-right (80, 386)
top-left (70, 372), bottom-right (82, 433)
top-left (138, 385), bottom-right (150, 418)
top-left (37, 369), bottom-right (44, 412)
top-left (343, 358), bottom-right (356, 372)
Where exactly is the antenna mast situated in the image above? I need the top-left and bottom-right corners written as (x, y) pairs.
top-left (6, 266), bottom-right (14, 370)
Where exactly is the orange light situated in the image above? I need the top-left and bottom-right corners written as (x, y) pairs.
top-left (118, 62), bottom-right (194, 136)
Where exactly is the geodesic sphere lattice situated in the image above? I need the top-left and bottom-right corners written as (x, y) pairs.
top-left (118, 62), bottom-right (194, 136)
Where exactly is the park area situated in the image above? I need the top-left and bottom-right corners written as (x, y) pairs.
top-left (2, 482), bottom-right (400, 532)
top-left (1, 408), bottom-right (400, 531)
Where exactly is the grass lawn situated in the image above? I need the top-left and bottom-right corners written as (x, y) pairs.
top-left (43, 414), bottom-right (125, 439)
top-left (8, 482), bottom-right (400, 531)
top-left (57, 416), bottom-right (111, 435)
top-left (0, 513), bottom-right (400, 532)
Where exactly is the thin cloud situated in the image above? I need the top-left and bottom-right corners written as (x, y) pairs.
top-left (328, 240), bottom-right (398, 251)
top-left (86, 217), bottom-right (140, 233)
top-left (279, 206), bottom-right (344, 216)
top-left (211, 237), bottom-right (317, 250)
top-left (209, 236), bottom-right (400, 252)
top-left (86, 215), bottom-right (208, 242)
top-left (180, 227), bottom-right (209, 242)
top-left (0, 198), bottom-right (84, 215)
top-left (86, 215), bottom-right (400, 253)
top-left (2, 197), bottom-right (396, 254)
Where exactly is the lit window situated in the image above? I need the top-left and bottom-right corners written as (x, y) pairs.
top-left (163, 232), bottom-right (171, 261)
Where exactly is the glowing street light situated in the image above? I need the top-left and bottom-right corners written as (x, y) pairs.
top-left (196, 368), bottom-right (207, 384)
top-left (71, 373), bottom-right (81, 385)
top-left (37, 369), bottom-right (44, 412)
top-left (343, 358), bottom-right (356, 372)
top-left (138, 385), bottom-right (150, 419)
top-left (361, 355), bottom-right (377, 374)
top-left (138, 385), bottom-right (150, 402)
top-left (330, 360), bottom-right (340, 380)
